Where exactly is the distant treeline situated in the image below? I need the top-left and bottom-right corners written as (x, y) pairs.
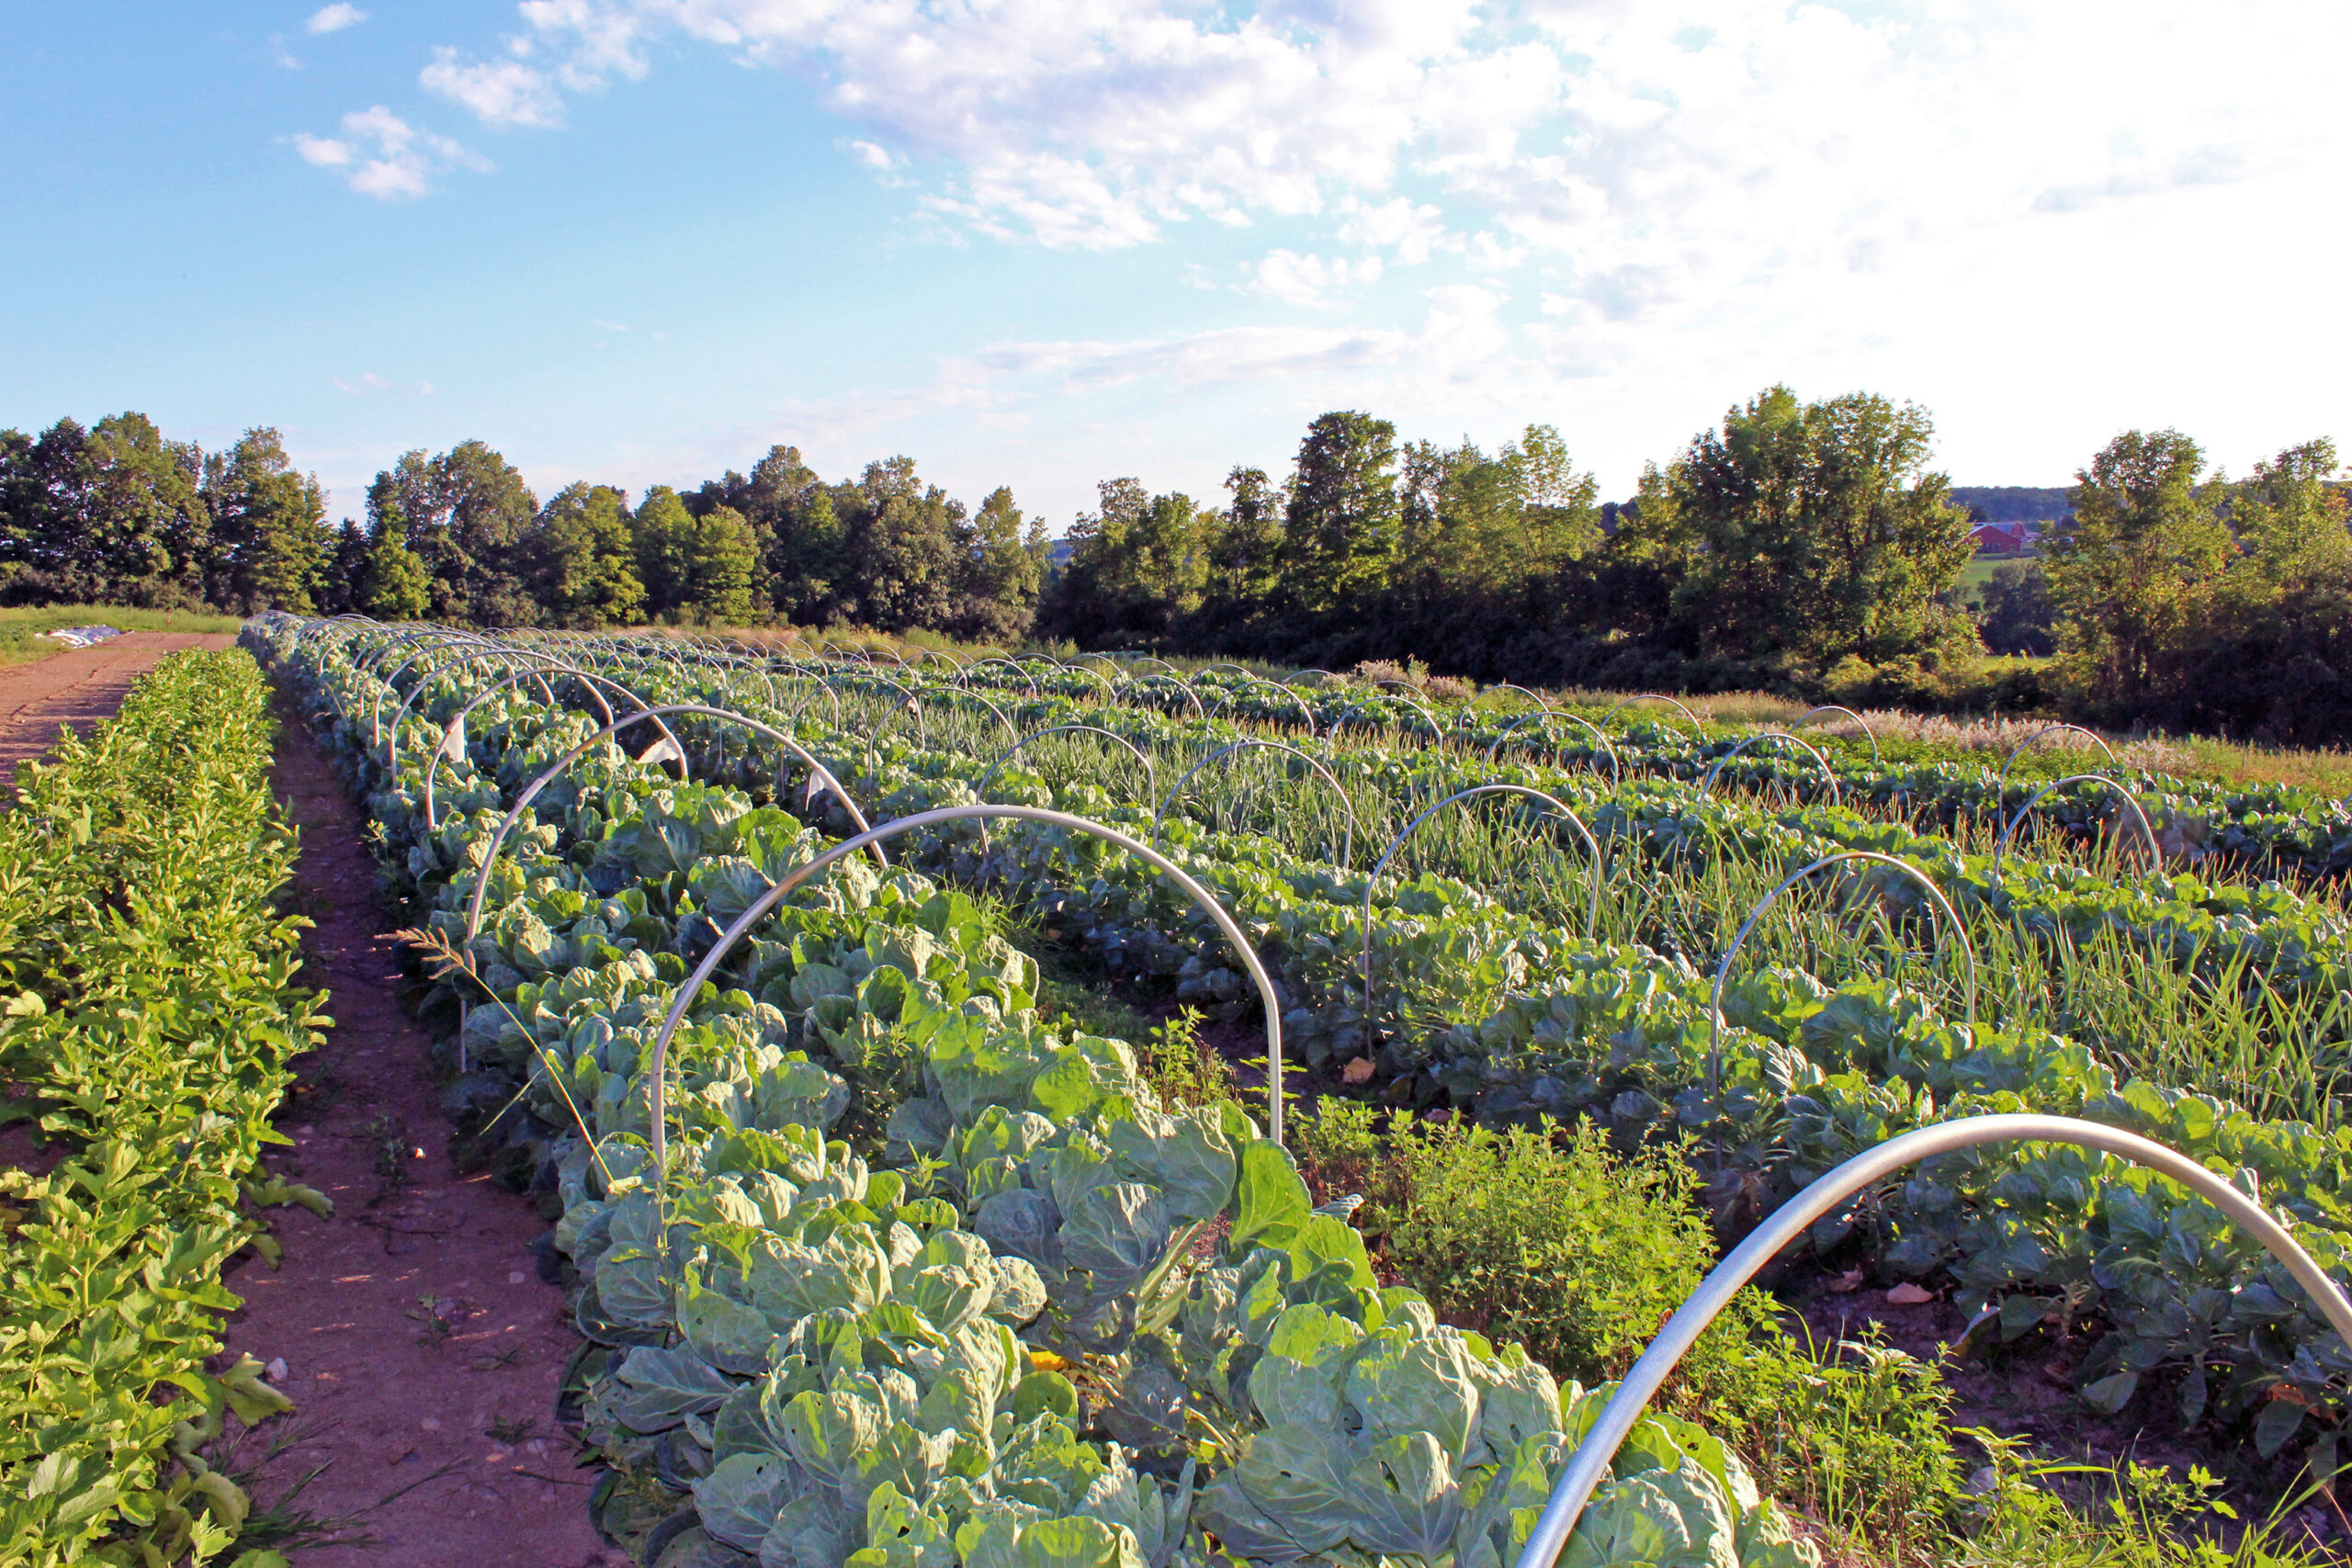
top-left (0, 420), bottom-right (1048, 643)
top-left (5, 388), bottom-right (2348, 743)
top-left (1949, 486), bottom-right (2072, 525)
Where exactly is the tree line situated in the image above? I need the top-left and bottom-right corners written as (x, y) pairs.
top-left (0, 420), bottom-right (1050, 643)
top-left (4, 390), bottom-right (2346, 743)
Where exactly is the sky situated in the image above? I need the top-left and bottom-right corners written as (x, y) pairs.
top-left (4, 2), bottom-right (2348, 533)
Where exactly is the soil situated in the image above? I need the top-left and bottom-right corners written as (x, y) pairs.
top-left (215, 703), bottom-right (626, 1568)
top-left (0, 631), bottom-right (237, 795)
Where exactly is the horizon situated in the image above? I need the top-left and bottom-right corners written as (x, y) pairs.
top-left (6, 3), bottom-right (2346, 532)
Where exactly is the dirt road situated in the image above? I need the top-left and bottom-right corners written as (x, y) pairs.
top-left (217, 705), bottom-right (623, 1567)
top-left (0, 631), bottom-right (239, 792)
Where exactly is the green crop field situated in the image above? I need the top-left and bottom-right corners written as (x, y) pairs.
top-left (34, 616), bottom-right (2345, 1567)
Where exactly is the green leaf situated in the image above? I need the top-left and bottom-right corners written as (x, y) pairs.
top-left (2253, 1397), bottom-right (2306, 1459)
top-left (1227, 1140), bottom-right (1310, 1257)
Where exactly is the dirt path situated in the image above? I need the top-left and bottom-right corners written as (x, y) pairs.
top-left (218, 705), bottom-right (623, 1568)
top-left (0, 631), bottom-right (238, 793)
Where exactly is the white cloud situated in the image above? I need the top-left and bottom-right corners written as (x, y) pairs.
top-left (1338, 197), bottom-right (1453, 265)
top-left (1239, 250), bottom-right (1384, 308)
top-left (292, 107), bottom-right (488, 199)
top-left (422, 50), bottom-right (564, 128)
top-left (306, 4), bottom-right (368, 34)
top-left (421, 0), bottom-right (2349, 305)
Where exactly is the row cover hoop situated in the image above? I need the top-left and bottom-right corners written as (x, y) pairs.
top-left (1993, 773), bottom-right (2162, 879)
top-left (1602, 691), bottom-right (1703, 737)
top-left (644, 802), bottom-right (1293, 1174)
top-left (973, 723), bottom-right (1157, 805)
top-left (1484, 709), bottom-right (1621, 785)
top-left (420, 661), bottom-right (683, 829)
top-left (1697, 729), bottom-right (1843, 807)
top-left (1511, 1111), bottom-right (2352, 1568)
top-left (461, 702), bottom-right (884, 957)
top-left (1705, 850), bottom-right (1977, 1127)
top-left (1150, 739), bottom-right (1358, 868)
top-left (1362, 784), bottom-right (1602, 1050)
top-left (1997, 721), bottom-right (2119, 797)
top-left (1792, 703), bottom-right (1881, 768)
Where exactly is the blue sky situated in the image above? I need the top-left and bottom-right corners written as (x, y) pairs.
top-left (5, 2), bottom-right (2347, 531)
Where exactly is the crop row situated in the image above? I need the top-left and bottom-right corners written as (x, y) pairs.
top-left (0, 650), bottom-right (328, 1568)
top-left (373, 631), bottom-right (2352, 1473)
top-left (255, 623), bottom-right (1826, 1565)
top-left (286, 624), bottom-right (2352, 1472)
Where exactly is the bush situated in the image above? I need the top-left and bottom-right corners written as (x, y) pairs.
top-left (1291, 1102), bottom-right (1964, 1552)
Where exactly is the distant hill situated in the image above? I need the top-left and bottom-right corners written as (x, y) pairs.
top-left (1951, 486), bottom-right (2071, 525)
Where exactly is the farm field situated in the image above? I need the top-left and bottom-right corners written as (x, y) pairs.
top-left (16, 618), bottom-right (2351, 1566)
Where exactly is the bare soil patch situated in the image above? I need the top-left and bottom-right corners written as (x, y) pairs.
top-left (217, 704), bottom-right (623, 1568)
top-left (0, 630), bottom-right (237, 795)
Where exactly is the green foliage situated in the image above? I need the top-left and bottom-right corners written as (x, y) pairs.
top-left (1292, 1108), bottom-right (1770, 1398)
top-left (1290, 1106), bottom-right (1962, 1554)
top-left (356, 531), bottom-right (433, 619)
top-left (2045, 430), bottom-right (2236, 704)
top-left (1631, 384), bottom-right (1976, 670)
top-left (0, 650), bottom-right (326, 1564)
top-left (1278, 410), bottom-right (1402, 615)
top-left (266, 622), bottom-right (1818, 1568)
top-left (540, 482), bottom-right (647, 628)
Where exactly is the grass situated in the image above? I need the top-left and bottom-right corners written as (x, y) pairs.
top-left (0, 603), bottom-right (244, 667)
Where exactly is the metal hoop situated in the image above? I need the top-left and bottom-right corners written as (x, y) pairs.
top-left (1697, 731), bottom-right (1843, 807)
top-left (1792, 705), bottom-right (1881, 768)
top-left (1996, 723), bottom-right (2120, 798)
top-left (1360, 786), bottom-right (1602, 1052)
top-left (1992, 773), bottom-right (2161, 879)
top-left (1705, 851), bottom-right (1977, 1121)
top-left (972, 724), bottom-right (1158, 805)
top-left (1485, 710), bottom-right (1622, 785)
top-left (1114, 671), bottom-right (1206, 720)
top-left (1511, 1111), bottom-right (2352, 1568)
top-left (1205, 676), bottom-right (1319, 736)
top-left (1150, 739), bottom-right (1358, 866)
top-left (460, 704), bottom-right (881, 948)
top-left (643, 803), bottom-right (1292, 1173)
top-left (1601, 692), bottom-right (1703, 736)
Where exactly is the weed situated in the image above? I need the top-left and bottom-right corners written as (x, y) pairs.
top-left (367, 1111), bottom-right (413, 1202)
top-left (486, 1413), bottom-right (538, 1445)
top-left (1138, 1006), bottom-right (1236, 1110)
top-left (408, 1293), bottom-right (459, 1347)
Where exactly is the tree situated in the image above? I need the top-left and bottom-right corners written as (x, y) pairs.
top-left (1208, 466), bottom-right (1284, 610)
top-left (1278, 412), bottom-right (1400, 615)
top-left (320, 520), bottom-right (372, 614)
top-left (356, 532), bottom-right (432, 620)
top-left (684, 505), bottom-right (760, 626)
top-left (2226, 438), bottom-right (2349, 594)
top-left (539, 482), bottom-right (645, 628)
top-left (366, 441), bottom-right (541, 623)
top-left (632, 486), bottom-right (702, 620)
top-left (0, 414), bottom-right (210, 605)
top-left (1973, 562), bottom-right (2054, 656)
top-left (835, 457), bottom-right (961, 631)
top-left (200, 428), bottom-right (330, 612)
top-left (2044, 429), bottom-right (2233, 700)
top-left (1634, 386), bottom-right (1973, 668)
top-left (1040, 479), bottom-right (1216, 646)
top-left (691, 444), bottom-right (842, 620)
top-left (949, 486), bottom-right (1047, 644)
top-left (1398, 425), bottom-right (1602, 605)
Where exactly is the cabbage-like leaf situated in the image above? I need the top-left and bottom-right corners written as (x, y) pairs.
top-left (1346, 1430), bottom-right (1464, 1557)
top-left (694, 1452), bottom-right (793, 1552)
top-left (615, 1346), bottom-right (739, 1433)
